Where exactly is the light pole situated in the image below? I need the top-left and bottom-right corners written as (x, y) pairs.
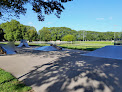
top-left (83, 30), bottom-right (84, 42)
top-left (114, 25), bottom-right (117, 45)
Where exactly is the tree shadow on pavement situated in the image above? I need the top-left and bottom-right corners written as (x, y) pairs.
top-left (18, 51), bottom-right (122, 92)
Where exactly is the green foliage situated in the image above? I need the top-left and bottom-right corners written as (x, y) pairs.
top-left (62, 34), bottom-right (76, 41)
top-left (39, 27), bottom-right (51, 41)
top-left (0, 20), bottom-right (38, 41)
top-left (58, 41), bottom-right (114, 51)
top-left (37, 27), bottom-right (121, 41)
top-left (0, 20), bottom-right (20, 41)
top-left (26, 29), bottom-right (38, 41)
top-left (76, 30), bottom-right (87, 41)
top-left (0, 20), bottom-right (121, 42)
top-left (0, 69), bottom-right (31, 92)
top-left (84, 31), bottom-right (115, 41)
top-left (38, 27), bottom-right (77, 41)
top-left (1, 0), bottom-right (72, 21)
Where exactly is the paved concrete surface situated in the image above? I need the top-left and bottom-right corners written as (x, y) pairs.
top-left (0, 48), bottom-right (122, 92)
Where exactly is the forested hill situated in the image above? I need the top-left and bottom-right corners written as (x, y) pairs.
top-left (0, 20), bottom-right (122, 41)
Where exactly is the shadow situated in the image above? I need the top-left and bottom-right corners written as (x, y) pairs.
top-left (14, 46), bottom-right (87, 60)
top-left (16, 49), bottom-right (66, 60)
top-left (0, 78), bottom-right (15, 84)
top-left (84, 48), bottom-right (99, 51)
top-left (59, 46), bottom-right (100, 51)
top-left (17, 51), bottom-right (122, 92)
top-left (16, 47), bottom-right (43, 55)
top-left (0, 54), bottom-right (6, 56)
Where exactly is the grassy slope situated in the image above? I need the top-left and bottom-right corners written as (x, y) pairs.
top-left (0, 69), bottom-right (31, 92)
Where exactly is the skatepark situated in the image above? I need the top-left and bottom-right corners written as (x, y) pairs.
top-left (0, 43), bottom-right (122, 92)
top-left (1, 0), bottom-right (122, 91)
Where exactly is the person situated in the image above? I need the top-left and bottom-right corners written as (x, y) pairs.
top-left (0, 45), bottom-right (6, 54)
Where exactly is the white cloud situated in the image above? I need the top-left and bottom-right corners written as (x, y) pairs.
top-left (96, 18), bottom-right (104, 20)
top-left (28, 22), bottom-right (33, 25)
top-left (46, 22), bottom-right (52, 25)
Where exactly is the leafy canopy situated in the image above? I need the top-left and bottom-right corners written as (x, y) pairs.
top-left (39, 27), bottom-right (51, 41)
top-left (0, 0), bottom-right (72, 21)
top-left (0, 19), bottom-right (38, 41)
top-left (62, 34), bottom-right (76, 41)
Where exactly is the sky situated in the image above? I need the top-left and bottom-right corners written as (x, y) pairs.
top-left (1, 0), bottom-right (122, 32)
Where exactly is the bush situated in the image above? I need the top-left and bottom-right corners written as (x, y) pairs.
top-left (62, 35), bottom-right (76, 41)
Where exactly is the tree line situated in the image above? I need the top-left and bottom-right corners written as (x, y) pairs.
top-left (0, 20), bottom-right (122, 41)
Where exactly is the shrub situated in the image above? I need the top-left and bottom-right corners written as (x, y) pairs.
top-left (62, 35), bottom-right (76, 41)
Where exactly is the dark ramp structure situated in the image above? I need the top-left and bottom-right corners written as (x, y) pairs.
top-left (34, 44), bottom-right (62, 51)
top-left (18, 39), bottom-right (30, 47)
top-left (0, 42), bottom-right (16, 55)
top-left (0, 45), bottom-right (6, 54)
top-left (82, 45), bottom-right (122, 60)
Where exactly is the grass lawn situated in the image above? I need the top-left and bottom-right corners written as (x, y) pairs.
top-left (0, 69), bottom-right (31, 92)
top-left (58, 44), bottom-right (103, 51)
top-left (58, 41), bottom-right (114, 51)
top-left (73, 41), bottom-right (113, 44)
top-left (0, 42), bottom-right (8, 45)
top-left (28, 43), bottom-right (50, 47)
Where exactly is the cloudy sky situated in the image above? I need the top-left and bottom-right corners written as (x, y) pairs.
top-left (1, 0), bottom-right (122, 32)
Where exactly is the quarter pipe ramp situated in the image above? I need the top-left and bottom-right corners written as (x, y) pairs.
top-left (82, 45), bottom-right (122, 60)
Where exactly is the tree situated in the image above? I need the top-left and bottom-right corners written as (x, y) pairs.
top-left (0, 19), bottom-right (38, 41)
top-left (76, 30), bottom-right (87, 41)
top-left (0, 0), bottom-right (72, 21)
top-left (0, 20), bottom-right (118, 41)
top-left (39, 27), bottom-right (51, 41)
top-left (26, 29), bottom-right (38, 41)
top-left (62, 34), bottom-right (76, 41)
top-left (49, 27), bottom-right (76, 41)
top-left (0, 19), bottom-right (21, 41)
top-left (0, 28), bottom-right (4, 41)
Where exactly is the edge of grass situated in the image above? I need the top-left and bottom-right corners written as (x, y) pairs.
top-left (0, 68), bottom-right (32, 92)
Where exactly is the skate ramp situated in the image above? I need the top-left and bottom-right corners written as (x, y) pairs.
top-left (24, 43), bottom-right (30, 47)
top-left (1, 42), bottom-right (16, 54)
top-left (82, 45), bottom-right (122, 60)
top-left (17, 39), bottom-right (30, 47)
top-left (18, 43), bottom-right (23, 47)
top-left (34, 46), bottom-right (59, 51)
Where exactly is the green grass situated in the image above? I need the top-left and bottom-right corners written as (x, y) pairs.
top-left (58, 41), bottom-right (114, 51)
top-left (28, 43), bottom-right (50, 46)
top-left (0, 42), bottom-right (49, 47)
top-left (14, 42), bottom-right (49, 46)
top-left (73, 41), bottom-right (113, 44)
top-left (0, 69), bottom-right (31, 92)
top-left (58, 44), bottom-right (103, 51)
top-left (0, 42), bottom-right (8, 45)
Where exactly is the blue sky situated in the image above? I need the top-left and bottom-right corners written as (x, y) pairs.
top-left (1, 0), bottom-right (122, 32)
